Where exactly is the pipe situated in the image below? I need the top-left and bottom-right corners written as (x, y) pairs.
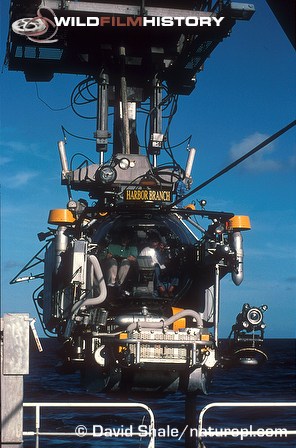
top-left (96, 72), bottom-right (109, 160)
top-left (55, 226), bottom-right (68, 274)
top-left (149, 77), bottom-right (162, 161)
top-left (185, 147), bottom-right (196, 179)
top-left (70, 255), bottom-right (107, 315)
top-left (231, 231), bottom-right (244, 286)
top-left (58, 140), bottom-right (69, 173)
top-left (120, 46), bottom-right (130, 154)
top-left (214, 264), bottom-right (220, 347)
top-left (126, 309), bottom-right (203, 332)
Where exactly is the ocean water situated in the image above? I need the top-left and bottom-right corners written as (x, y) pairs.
top-left (23, 339), bottom-right (296, 447)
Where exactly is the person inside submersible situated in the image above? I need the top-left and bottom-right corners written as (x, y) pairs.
top-left (139, 234), bottom-right (179, 297)
top-left (102, 232), bottom-right (138, 288)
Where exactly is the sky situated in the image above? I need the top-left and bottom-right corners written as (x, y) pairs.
top-left (0, 1), bottom-right (295, 338)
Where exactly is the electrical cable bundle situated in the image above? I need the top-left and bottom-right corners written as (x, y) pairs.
top-left (70, 77), bottom-right (98, 119)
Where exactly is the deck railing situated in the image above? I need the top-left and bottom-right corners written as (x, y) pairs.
top-left (197, 402), bottom-right (296, 442)
top-left (23, 401), bottom-right (155, 448)
top-left (23, 400), bottom-right (296, 446)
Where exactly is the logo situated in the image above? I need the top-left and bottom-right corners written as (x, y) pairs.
top-left (12, 7), bottom-right (225, 44)
top-left (124, 187), bottom-right (172, 202)
top-left (11, 7), bottom-right (58, 44)
top-left (53, 16), bottom-right (225, 28)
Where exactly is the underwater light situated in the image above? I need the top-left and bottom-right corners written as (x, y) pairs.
top-left (215, 224), bottom-right (225, 234)
top-left (118, 157), bottom-right (130, 170)
top-left (246, 308), bottom-right (263, 326)
top-left (95, 166), bottom-right (117, 184)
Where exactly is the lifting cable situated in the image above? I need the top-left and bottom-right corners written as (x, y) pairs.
top-left (169, 119), bottom-right (296, 208)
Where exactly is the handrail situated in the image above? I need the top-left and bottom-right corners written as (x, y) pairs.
top-left (23, 401), bottom-right (155, 448)
top-left (197, 402), bottom-right (296, 440)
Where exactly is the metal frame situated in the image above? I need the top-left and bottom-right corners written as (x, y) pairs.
top-left (116, 336), bottom-right (212, 366)
top-left (23, 402), bottom-right (155, 447)
top-left (10, 241), bottom-right (50, 284)
top-left (43, 1), bottom-right (217, 17)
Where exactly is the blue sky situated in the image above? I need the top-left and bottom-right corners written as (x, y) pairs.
top-left (1, 1), bottom-right (295, 338)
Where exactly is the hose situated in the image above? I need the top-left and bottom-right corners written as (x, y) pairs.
top-left (70, 255), bottom-right (107, 315)
top-left (126, 309), bottom-right (203, 332)
top-left (231, 231), bottom-right (244, 286)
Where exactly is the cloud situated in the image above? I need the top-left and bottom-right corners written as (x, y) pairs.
top-left (0, 156), bottom-right (12, 165)
top-left (2, 141), bottom-right (39, 153)
top-left (247, 243), bottom-right (296, 261)
top-left (199, 196), bottom-right (233, 210)
top-left (3, 171), bottom-right (39, 188)
top-left (286, 277), bottom-right (296, 283)
top-left (229, 132), bottom-right (282, 172)
top-left (1, 140), bottom-right (51, 162)
top-left (289, 154), bottom-right (296, 169)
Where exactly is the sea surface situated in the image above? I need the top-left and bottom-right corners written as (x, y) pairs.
top-left (23, 339), bottom-right (296, 448)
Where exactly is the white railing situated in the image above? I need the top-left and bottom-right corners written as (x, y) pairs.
top-left (197, 402), bottom-right (296, 441)
top-left (23, 401), bottom-right (155, 448)
top-left (23, 400), bottom-right (296, 446)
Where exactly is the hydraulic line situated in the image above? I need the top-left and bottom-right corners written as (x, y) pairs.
top-left (120, 46), bottom-right (130, 154)
top-left (126, 309), bottom-right (203, 332)
top-left (70, 255), bottom-right (107, 315)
